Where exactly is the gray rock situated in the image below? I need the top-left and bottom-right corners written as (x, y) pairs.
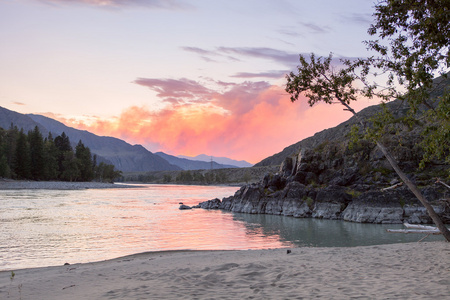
top-left (179, 204), bottom-right (192, 210)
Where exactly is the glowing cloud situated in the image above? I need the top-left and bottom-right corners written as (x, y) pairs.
top-left (60, 78), bottom-right (374, 164)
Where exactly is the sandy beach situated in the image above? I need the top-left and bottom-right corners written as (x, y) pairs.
top-left (1, 241), bottom-right (448, 299)
top-left (0, 180), bottom-right (139, 190)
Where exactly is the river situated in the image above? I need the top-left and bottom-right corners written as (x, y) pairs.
top-left (0, 184), bottom-right (443, 270)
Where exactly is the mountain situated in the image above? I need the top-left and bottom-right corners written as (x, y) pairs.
top-left (0, 106), bottom-right (181, 172)
top-left (155, 152), bottom-right (239, 170)
top-left (0, 107), bottom-right (48, 135)
top-left (255, 73), bottom-right (450, 167)
top-left (177, 154), bottom-right (253, 168)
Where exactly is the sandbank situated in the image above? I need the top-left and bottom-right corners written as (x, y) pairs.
top-left (1, 241), bottom-right (448, 299)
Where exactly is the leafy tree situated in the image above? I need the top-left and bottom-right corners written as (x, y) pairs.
top-left (95, 162), bottom-right (122, 183)
top-left (61, 151), bottom-right (80, 182)
top-left (286, 0), bottom-right (450, 240)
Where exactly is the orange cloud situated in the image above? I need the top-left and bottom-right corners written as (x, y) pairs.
top-left (60, 80), bottom-right (374, 164)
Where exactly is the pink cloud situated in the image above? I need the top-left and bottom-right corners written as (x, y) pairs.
top-left (61, 80), bottom-right (374, 164)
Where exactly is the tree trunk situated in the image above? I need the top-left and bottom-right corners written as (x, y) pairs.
top-left (376, 141), bottom-right (450, 241)
top-left (338, 99), bottom-right (450, 241)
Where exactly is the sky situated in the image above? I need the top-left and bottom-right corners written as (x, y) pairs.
top-left (0, 0), bottom-right (380, 164)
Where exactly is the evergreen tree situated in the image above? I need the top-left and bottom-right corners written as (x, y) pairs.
top-left (54, 132), bottom-right (72, 179)
top-left (4, 124), bottom-right (19, 177)
top-left (44, 133), bottom-right (59, 180)
top-left (28, 126), bottom-right (45, 180)
top-left (14, 129), bottom-right (31, 179)
top-left (75, 140), bottom-right (94, 181)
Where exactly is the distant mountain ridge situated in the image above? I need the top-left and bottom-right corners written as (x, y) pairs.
top-left (0, 106), bottom-right (181, 172)
top-left (155, 152), bottom-right (239, 170)
top-left (0, 106), bottom-right (252, 172)
top-left (177, 154), bottom-right (253, 168)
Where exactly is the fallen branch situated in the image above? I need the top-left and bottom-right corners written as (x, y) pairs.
top-left (387, 222), bottom-right (444, 236)
top-left (381, 182), bottom-right (403, 191)
top-left (386, 229), bottom-right (441, 234)
top-left (435, 178), bottom-right (450, 190)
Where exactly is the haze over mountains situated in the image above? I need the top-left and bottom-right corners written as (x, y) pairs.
top-left (0, 106), bottom-right (251, 172)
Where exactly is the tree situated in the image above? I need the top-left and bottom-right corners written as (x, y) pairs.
top-left (286, 0), bottom-right (450, 240)
top-left (61, 151), bottom-right (80, 182)
top-left (54, 132), bottom-right (73, 178)
top-left (359, 0), bottom-right (449, 170)
top-left (14, 129), bottom-right (31, 179)
top-left (95, 162), bottom-right (122, 183)
top-left (75, 140), bottom-right (94, 181)
top-left (43, 133), bottom-right (59, 180)
top-left (28, 126), bottom-right (45, 180)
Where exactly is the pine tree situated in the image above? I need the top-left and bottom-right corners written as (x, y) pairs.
top-left (28, 126), bottom-right (45, 180)
top-left (75, 140), bottom-right (94, 181)
top-left (14, 129), bottom-right (31, 179)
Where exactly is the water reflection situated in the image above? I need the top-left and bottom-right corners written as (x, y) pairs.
top-left (231, 213), bottom-right (444, 247)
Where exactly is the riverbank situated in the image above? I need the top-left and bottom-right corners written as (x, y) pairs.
top-left (1, 241), bottom-right (448, 299)
top-left (0, 179), bottom-right (138, 190)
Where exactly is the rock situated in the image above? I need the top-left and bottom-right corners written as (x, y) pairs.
top-left (179, 204), bottom-right (192, 210)
top-left (199, 198), bottom-right (222, 209)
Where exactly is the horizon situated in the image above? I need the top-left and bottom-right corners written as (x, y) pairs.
top-left (0, 0), bottom-right (378, 164)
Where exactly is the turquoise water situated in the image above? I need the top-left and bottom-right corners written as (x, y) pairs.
top-left (0, 184), bottom-right (443, 270)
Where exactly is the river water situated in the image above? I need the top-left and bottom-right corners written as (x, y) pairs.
top-left (0, 184), bottom-right (443, 270)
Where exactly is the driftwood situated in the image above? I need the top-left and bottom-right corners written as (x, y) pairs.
top-left (387, 223), bottom-right (441, 235)
top-left (381, 182), bottom-right (403, 191)
top-left (435, 178), bottom-right (450, 190)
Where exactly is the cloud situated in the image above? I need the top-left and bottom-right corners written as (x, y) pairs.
top-left (60, 78), bottom-right (373, 164)
top-left (231, 70), bottom-right (288, 79)
top-left (134, 78), bottom-right (216, 104)
top-left (12, 101), bottom-right (26, 106)
top-left (299, 22), bottom-right (331, 34)
top-left (344, 13), bottom-right (373, 25)
top-left (218, 47), bottom-right (299, 66)
top-left (182, 46), bottom-right (299, 66)
top-left (38, 0), bottom-right (191, 9)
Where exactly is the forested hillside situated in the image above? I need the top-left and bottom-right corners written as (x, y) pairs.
top-left (0, 125), bottom-right (121, 182)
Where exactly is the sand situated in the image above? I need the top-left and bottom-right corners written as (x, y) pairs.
top-left (1, 241), bottom-right (448, 299)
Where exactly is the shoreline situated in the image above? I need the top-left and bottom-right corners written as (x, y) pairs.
top-left (0, 179), bottom-right (142, 190)
top-left (1, 241), bottom-right (448, 299)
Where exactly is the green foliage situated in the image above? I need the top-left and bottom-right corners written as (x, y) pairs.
top-left (14, 129), bottom-right (31, 179)
top-left (28, 126), bottom-right (45, 180)
top-left (0, 125), bottom-right (121, 182)
top-left (366, 0), bottom-right (449, 94)
top-left (287, 0), bottom-right (449, 182)
top-left (346, 189), bottom-right (362, 198)
top-left (95, 162), bottom-right (122, 183)
top-left (286, 53), bottom-right (359, 107)
top-left (75, 140), bottom-right (94, 181)
top-left (302, 196), bottom-right (314, 209)
top-left (163, 174), bottom-right (172, 183)
top-left (419, 93), bottom-right (450, 172)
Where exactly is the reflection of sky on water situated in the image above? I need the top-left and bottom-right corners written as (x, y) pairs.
top-left (1, 184), bottom-right (444, 271)
top-left (231, 213), bottom-right (444, 247)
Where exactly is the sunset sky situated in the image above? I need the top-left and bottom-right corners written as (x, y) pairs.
top-left (0, 0), bottom-right (379, 164)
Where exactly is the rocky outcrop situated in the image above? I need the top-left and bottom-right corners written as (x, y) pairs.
top-left (198, 139), bottom-right (449, 224)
